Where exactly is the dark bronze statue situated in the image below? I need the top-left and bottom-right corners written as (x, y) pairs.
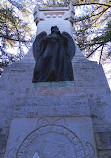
top-left (32, 26), bottom-right (75, 82)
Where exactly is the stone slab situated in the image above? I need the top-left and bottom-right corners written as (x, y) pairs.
top-left (5, 117), bottom-right (98, 158)
top-left (11, 95), bottom-right (90, 118)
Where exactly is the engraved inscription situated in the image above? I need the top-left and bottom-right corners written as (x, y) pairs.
top-left (9, 70), bottom-right (26, 84)
top-left (12, 96), bottom-right (90, 118)
top-left (78, 63), bottom-right (100, 82)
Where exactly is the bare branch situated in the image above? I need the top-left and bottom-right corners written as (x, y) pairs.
top-left (87, 44), bottom-right (103, 58)
top-left (99, 45), bottom-right (104, 64)
top-left (0, 35), bottom-right (32, 43)
top-left (72, 2), bottom-right (111, 7)
top-left (7, 0), bottom-right (24, 10)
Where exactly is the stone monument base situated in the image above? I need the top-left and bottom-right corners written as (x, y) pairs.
top-left (5, 117), bottom-right (97, 158)
top-left (4, 82), bottom-right (98, 158)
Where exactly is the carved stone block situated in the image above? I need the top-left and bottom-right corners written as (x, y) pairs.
top-left (5, 117), bottom-right (98, 158)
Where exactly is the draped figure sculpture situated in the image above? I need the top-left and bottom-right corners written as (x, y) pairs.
top-left (32, 26), bottom-right (75, 82)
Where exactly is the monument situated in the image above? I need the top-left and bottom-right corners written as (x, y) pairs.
top-left (0, 3), bottom-right (111, 158)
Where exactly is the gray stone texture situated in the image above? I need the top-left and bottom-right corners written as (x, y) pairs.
top-left (98, 150), bottom-right (111, 158)
top-left (0, 4), bottom-right (111, 158)
top-left (95, 132), bottom-right (111, 150)
top-left (0, 154), bottom-right (4, 158)
top-left (5, 118), bottom-right (97, 158)
top-left (0, 134), bottom-right (7, 153)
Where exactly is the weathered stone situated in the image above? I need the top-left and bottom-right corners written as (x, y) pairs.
top-left (95, 124), bottom-right (111, 133)
top-left (0, 154), bottom-right (4, 158)
top-left (0, 134), bottom-right (7, 153)
top-left (98, 150), bottom-right (111, 158)
top-left (10, 94), bottom-right (90, 118)
top-left (95, 132), bottom-right (111, 150)
top-left (5, 118), bottom-right (98, 158)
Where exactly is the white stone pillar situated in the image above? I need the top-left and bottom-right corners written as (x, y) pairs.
top-left (33, 3), bottom-right (75, 35)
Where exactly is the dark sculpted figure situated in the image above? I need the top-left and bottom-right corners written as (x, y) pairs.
top-left (32, 26), bottom-right (75, 82)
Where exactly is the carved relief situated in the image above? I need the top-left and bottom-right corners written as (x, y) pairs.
top-left (7, 118), bottom-right (96, 158)
top-left (44, 12), bottom-right (64, 19)
top-left (16, 125), bottom-right (83, 158)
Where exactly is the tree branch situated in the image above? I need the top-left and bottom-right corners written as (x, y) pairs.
top-left (72, 2), bottom-right (111, 7)
top-left (0, 35), bottom-right (32, 43)
top-left (90, 7), bottom-right (109, 18)
top-left (99, 44), bottom-right (104, 64)
top-left (7, 0), bottom-right (24, 10)
top-left (87, 44), bottom-right (103, 58)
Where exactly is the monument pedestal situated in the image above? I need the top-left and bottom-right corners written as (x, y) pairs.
top-left (4, 82), bottom-right (97, 158)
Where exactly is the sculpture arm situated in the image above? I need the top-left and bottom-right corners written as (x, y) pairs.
top-left (44, 33), bottom-right (60, 42)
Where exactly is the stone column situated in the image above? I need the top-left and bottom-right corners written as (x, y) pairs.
top-left (34, 3), bottom-right (75, 35)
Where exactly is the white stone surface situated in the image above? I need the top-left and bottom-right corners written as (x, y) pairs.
top-left (34, 4), bottom-right (75, 35)
top-left (5, 117), bottom-right (98, 158)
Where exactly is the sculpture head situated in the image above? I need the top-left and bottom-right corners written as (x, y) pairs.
top-left (51, 26), bottom-right (60, 34)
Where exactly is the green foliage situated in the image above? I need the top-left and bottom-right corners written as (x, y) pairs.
top-left (73, 1), bottom-right (111, 63)
top-left (94, 21), bottom-right (111, 43)
top-left (0, 1), bottom-right (33, 75)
